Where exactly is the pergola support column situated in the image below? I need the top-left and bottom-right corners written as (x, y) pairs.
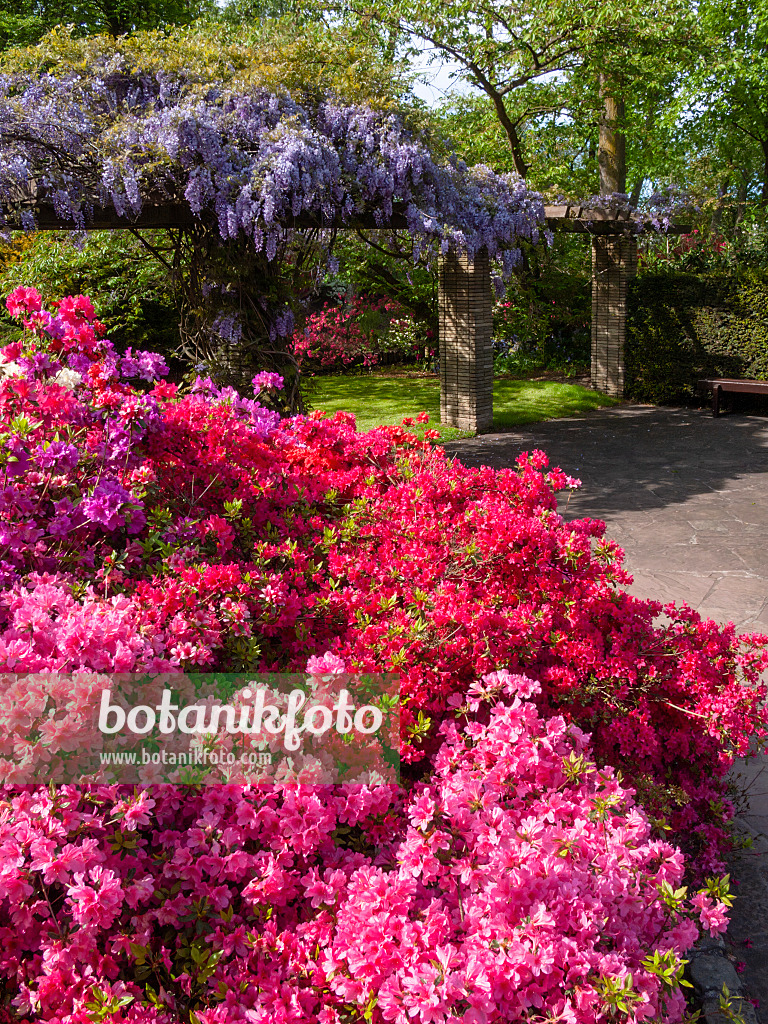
top-left (438, 247), bottom-right (493, 433)
top-left (591, 235), bottom-right (638, 397)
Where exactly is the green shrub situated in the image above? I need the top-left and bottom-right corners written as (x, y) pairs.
top-left (492, 265), bottom-right (592, 377)
top-left (0, 231), bottom-right (180, 358)
top-left (626, 269), bottom-right (768, 404)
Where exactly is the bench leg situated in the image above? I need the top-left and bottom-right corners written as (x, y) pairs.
top-left (712, 384), bottom-right (721, 417)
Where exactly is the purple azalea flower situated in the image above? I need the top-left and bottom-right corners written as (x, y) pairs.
top-left (4, 436), bottom-right (30, 478)
top-left (136, 351), bottom-right (168, 381)
top-left (46, 314), bottom-right (67, 341)
top-left (33, 441), bottom-right (79, 471)
top-left (18, 352), bottom-right (52, 375)
top-left (80, 480), bottom-right (133, 532)
top-left (66, 353), bottom-right (93, 374)
top-left (120, 349), bottom-right (140, 377)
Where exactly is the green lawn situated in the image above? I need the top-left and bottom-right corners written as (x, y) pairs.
top-left (307, 373), bottom-right (619, 437)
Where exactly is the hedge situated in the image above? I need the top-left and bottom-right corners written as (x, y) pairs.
top-left (625, 269), bottom-right (768, 405)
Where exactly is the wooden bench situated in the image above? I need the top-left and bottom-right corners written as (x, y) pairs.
top-left (697, 378), bottom-right (768, 417)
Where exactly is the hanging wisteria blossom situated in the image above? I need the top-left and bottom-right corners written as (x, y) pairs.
top-left (0, 53), bottom-right (546, 267)
top-left (0, 41), bottom-right (548, 403)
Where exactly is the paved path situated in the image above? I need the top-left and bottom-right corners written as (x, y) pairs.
top-left (444, 404), bottom-right (768, 1018)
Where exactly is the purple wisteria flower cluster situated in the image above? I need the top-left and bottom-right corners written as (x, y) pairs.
top-left (0, 55), bottom-right (546, 269)
top-left (0, 45), bottom-right (551, 397)
top-left (555, 185), bottom-right (694, 234)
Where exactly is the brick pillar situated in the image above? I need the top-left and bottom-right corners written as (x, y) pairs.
top-left (438, 247), bottom-right (493, 433)
top-left (591, 235), bottom-right (637, 397)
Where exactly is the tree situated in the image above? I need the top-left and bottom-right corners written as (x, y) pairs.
top-left (434, 85), bottom-right (600, 197)
top-left (319, 0), bottom-right (700, 202)
top-left (219, 0), bottom-right (321, 24)
top-left (687, 0), bottom-right (768, 208)
top-left (0, 6), bottom-right (42, 50)
top-left (0, 0), bottom-right (214, 47)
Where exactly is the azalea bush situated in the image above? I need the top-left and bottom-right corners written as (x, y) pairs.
top-left (0, 286), bottom-right (766, 1021)
top-left (291, 297), bottom-right (399, 374)
top-left (291, 297), bottom-right (432, 375)
top-left (0, 671), bottom-right (728, 1024)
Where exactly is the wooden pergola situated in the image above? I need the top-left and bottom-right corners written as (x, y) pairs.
top-left (1, 194), bottom-right (686, 433)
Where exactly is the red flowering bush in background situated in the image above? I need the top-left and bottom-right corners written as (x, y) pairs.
top-left (290, 297), bottom-right (424, 373)
top-left (0, 287), bottom-right (765, 1022)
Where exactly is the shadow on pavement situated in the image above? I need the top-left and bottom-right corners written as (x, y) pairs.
top-left (443, 405), bottom-right (768, 521)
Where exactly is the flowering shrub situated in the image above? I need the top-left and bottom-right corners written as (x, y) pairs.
top-left (0, 287), bottom-right (765, 1020)
top-left (492, 297), bottom-right (541, 349)
top-left (380, 316), bottom-right (434, 369)
top-left (0, 660), bottom-right (400, 787)
top-left (1, 287), bottom-right (765, 854)
top-left (0, 672), bottom-right (733, 1024)
top-left (639, 230), bottom-right (734, 274)
top-left (291, 297), bottom-right (409, 373)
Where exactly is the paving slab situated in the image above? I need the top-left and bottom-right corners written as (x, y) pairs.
top-left (444, 404), bottom-right (768, 1020)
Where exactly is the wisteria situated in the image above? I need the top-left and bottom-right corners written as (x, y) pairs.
top-left (0, 52), bottom-right (546, 266)
top-left (0, 41), bottom-right (549, 398)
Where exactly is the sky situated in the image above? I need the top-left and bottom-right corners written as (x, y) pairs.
top-left (399, 43), bottom-right (474, 107)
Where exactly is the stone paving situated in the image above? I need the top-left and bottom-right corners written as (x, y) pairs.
top-left (443, 404), bottom-right (768, 1020)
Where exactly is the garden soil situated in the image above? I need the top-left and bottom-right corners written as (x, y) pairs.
top-left (444, 404), bottom-right (768, 1020)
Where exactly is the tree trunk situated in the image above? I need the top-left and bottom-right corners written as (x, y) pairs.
top-left (488, 89), bottom-right (528, 179)
top-left (598, 76), bottom-right (626, 195)
top-left (734, 174), bottom-right (750, 238)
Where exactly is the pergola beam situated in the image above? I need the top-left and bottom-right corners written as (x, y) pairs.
top-left (4, 198), bottom-right (687, 236)
top-left (2, 200), bottom-right (411, 233)
top-left (543, 205), bottom-right (689, 235)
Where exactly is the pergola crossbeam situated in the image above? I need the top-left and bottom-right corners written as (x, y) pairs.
top-left (1, 196), bottom-right (411, 233)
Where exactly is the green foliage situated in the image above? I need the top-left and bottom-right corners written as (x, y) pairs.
top-left (435, 90), bottom-right (600, 199)
top-left (687, 0), bottom-right (768, 204)
top-left (492, 236), bottom-right (592, 376)
top-left (595, 972), bottom-right (643, 1016)
top-left (0, 9), bottom-right (43, 50)
top-left (625, 268), bottom-right (768, 403)
top-left (378, 315), bottom-right (434, 368)
top-left (493, 334), bottom-right (591, 378)
top-left (0, 18), bottom-right (416, 113)
top-left (219, 0), bottom-right (314, 20)
top-left (330, 231), bottom-right (438, 331)
top-left (344, 0), bottom-right (700, 194)
top-left (0, 231), bottom-right (179, 357)
top-left (0, 0), bottom-right (214, 49)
